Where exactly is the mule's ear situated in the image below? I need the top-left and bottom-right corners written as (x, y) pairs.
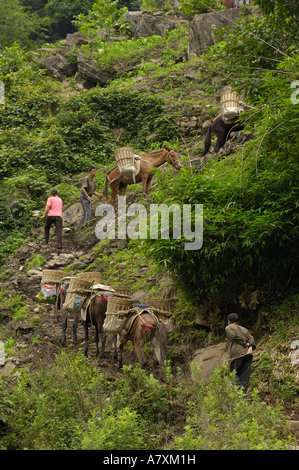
top-left (164, 145), bottom-right (171, 151)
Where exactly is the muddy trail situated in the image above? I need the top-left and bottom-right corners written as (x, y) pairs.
top-left (2, 229), bottom-right (152, 382)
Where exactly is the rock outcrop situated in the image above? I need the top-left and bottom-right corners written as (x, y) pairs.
top-left (188, 6), bottom-right (260, 57)
top-left (124, 10), bottom-right (188, 38)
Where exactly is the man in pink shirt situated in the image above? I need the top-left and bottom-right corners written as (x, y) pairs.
top-left (41, 189), bottom-right (63, 250)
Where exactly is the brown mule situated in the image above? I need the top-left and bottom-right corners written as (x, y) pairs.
top-left (103, 146), bottom-right (183, 206)
top-left (82, 292), bottom-right (117, 359)
top-left (118, 311), bottom-right (167, 380)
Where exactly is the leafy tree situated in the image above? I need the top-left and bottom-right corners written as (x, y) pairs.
top-left (255, 0), bottom-right (299, 26)
top-left (44, 0), bottom-right (95, 39)
top-left (20, 0), bottom-right (48, 16)
top-left (0, 0), bottom-right (43, 49)
top-left (73, 0), bottom-right (128, 37)
top-left (180, 0), bottom-right (224, 18)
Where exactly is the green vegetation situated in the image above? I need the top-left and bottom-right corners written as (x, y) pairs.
top-left (0, 351), bottom-right (295, 450)
top-left (0, 0), bottom-right (298, 452)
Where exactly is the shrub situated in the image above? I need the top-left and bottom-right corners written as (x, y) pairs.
top-left (169, 366), bottom-right (295, 450)
top-left (3, 351), bottom-right (110, 450)
top-left (79, 407), bottom-right (145, 450)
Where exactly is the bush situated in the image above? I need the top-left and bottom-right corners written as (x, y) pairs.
top-left (3, 351), bottom-right (110, 450)
top-left (180, 0), bottom-right (224, 18)
top-left (79, 407), bottom-right (145, 450)
top-left (145, 53), bottom-right (299, 308)
top-left (169, 366), bottom-right (295, 450)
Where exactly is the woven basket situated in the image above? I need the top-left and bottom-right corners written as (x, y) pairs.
top-left (63, 277), bottom-right (92, 308)
top-left (146, 299), bottom-right (173, 314)
top-left (106, 296), bottom-right (134, 315)
top-left (78, 271), bottom-right (101, 285)
top-left (41, 269), bottom-right (65, 285)
top-left (221, 90), bottom-right (239, 109)
top-left (103, 296), bottom-right (134, 334)
top-left (114, 147), bottom-right (134, 168)
top-left (146, 299), bottom-right (175, 333)
top-left (112, 286), bottom-right (132, 296)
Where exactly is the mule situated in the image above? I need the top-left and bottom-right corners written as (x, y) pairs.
top-left (103, 146), bottom-right (183, 207)
top-left (57, 283), bottom-right (80, 346)
top-left (202, 114), bottom-right (245, 156)
top-left (118, 311), bottom-right (167, 380)
top-left (82, 292), bottom-right (117, 359)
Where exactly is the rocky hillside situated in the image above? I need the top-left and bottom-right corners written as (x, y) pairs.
top-left (0, 3), bottom-right (298, 450)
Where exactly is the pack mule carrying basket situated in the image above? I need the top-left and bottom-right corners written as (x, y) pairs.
top-left (103, 296), bottom-right (134, 334)
top-left (78, 271), bottom-right (101, 285)
top-left (114, 147), bottom-right (136, 181)
top-left (62, 277), bottom-right (92, 312)
top-left (146, 299), bottom-right (175, 332)
top-left (37, 269), bottom-right (65, 303)
top-left (220, 88), bottom-right (240, 121)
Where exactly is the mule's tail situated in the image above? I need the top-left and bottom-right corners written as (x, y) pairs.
top-left (103, 174), bottom-right (109, 199)
top-left (202, 124), bottom-right (212, 156)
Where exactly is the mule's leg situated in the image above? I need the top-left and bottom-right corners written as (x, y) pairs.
top-left (94, 322), bottom-right (100, 356)
top-left (145, 173), bottom-right (154, 194)
top-left (118, 332), bottom-right (128, 370)
top-left (72, 313), bottom-right (79, 345)
top-left (119, 183), bottom-right (127, 196)
top-left (134, 337), bottom-right (148, 369)
top-left (113, 334), bottom-right (118, 360)
top-left (99, 329), bottom-right (106, 358)
top-left (110, 181), bottom-right (120, 207)
top-left (61, 312), bottom-right (67, 346)
top-left (142, 173), bottom-right (149, 195)
top-left (214, 132), bottom-right (228, 153)
top-left (83, 320), bottom-right (89, 357)
top-left (151, 335), bottom-right (166, 381)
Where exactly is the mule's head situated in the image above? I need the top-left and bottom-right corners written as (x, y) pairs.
top-left (164, 146), bottom-right (183, 170)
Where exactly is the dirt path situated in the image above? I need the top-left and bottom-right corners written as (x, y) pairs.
top-left (2, 234), bottom-right (150, 381)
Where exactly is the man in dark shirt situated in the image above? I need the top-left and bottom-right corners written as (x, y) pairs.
top-left (76, 166), bottom-right (102, 230)
top-left (225, 313), bottom-right (256, 392)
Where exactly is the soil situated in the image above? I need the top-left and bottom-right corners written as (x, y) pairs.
top-left (1, 229), bottom-right (161, 381)
top-left (1, 222), bottom-right (298, 445)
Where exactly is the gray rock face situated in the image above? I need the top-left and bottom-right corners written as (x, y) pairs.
top-left (125, 11), bottom-right (187, 38)
top-left (188, 8), bottom-right (241, 57)
top-left (41, 53), bottom-right (77, 80)
top-left (188, 7), bottom-right (260, 57)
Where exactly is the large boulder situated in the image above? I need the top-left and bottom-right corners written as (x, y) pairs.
top-left (75, 53), bottom-right (116, 87)
top-left (188, 6), bottom-right (260, 57)
top-left (125, 10), bottom-right (188, 38)
top-left (41, 53), bottom-right (77, 80)
top-left (63, 202), bottom-right (82, 226)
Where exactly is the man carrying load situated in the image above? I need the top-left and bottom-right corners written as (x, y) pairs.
top-left (76, 166), bottom-right (103, 231)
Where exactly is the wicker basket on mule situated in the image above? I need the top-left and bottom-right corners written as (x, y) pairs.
top-left (77, 271), bottom-right (101, 285)
top-left (41, 269), bottom-right (65, 285)
top-left (114, 147), bottom-right (137, 181)
top-left (220, 89), bottom-right (241, 121)
top-left (111, 286), bottom-right (132, 298)
top-left (62, 277), bottom-right (93, 314)
top-left (145, 299), bottom-right (175, 333)
top-left (103, 296), bottom-right (134, 334)
top-left (36, 269), bottom-right (65, 304)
